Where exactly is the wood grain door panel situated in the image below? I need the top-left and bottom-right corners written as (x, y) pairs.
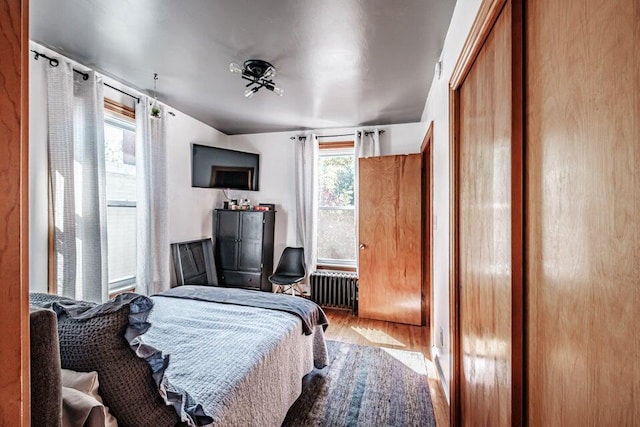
top-left (455, 1), bottom-right (519, 425)
top-left (0, 0), bottom-right (30, 423)
top-left (526, 0), bottom-right (640, 424)
top-left (358, 154), bottom-right (422, 325)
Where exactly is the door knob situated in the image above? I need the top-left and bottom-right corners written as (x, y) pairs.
top-left (359, 243), bottom-right (366, 250)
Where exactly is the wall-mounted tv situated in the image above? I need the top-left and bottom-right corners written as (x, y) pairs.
top-left (191, 144), bottom-right (260, 191)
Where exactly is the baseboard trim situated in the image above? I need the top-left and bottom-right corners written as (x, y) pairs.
top-left (432, 346), bottom-right (450, 404)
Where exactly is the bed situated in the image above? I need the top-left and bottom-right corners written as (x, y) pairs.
top-left (146, 286), bottom-right (329, 426)
top-left (29, 285), bottom-right (329, 427)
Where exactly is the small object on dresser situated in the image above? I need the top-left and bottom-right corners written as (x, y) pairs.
top-left (259, 203), bottom-right (275, 211)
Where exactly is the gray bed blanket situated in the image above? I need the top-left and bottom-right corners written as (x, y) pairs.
top-left (157, 285), bottom-right (328, 335)
top-left (145, 293), bottom-right (329, 426)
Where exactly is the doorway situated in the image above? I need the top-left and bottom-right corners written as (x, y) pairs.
top-left (421, 123), bottom-right (434, 335)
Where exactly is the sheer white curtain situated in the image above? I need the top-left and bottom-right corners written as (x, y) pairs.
top-left (47, 61), bottom-right (108, 302)
top-left (294, 134), bottom-right (319, 276)
top-left (135, 98), bottom-right (170, 295)
top-left (353, 128), bottom-right (381, 273)
top-left (355, 128), bottom-right (381, 158)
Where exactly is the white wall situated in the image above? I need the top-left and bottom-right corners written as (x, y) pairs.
top-left (29, 47), bottom-right (50, 293)
top-left (224, 132), bottom-right (295, 262)
top-left (28, 43), bottom-right (230, 292)
top-left (229, 122), bottom-right (427, 271)
top-left (418, 0), bottom-right (483, 401)
top-left (166, 113), bottom-right (229, 244)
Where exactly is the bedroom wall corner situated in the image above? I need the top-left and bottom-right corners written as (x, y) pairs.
top-left (227, 131), bottom-right (297, 267)
top-left (418, 0), bottom-right (484, 401)
top-left (165, 112), bottom-right (230, 247)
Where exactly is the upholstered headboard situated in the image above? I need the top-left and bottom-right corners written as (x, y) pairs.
top-left (30, 307), bottom-right (62, 427)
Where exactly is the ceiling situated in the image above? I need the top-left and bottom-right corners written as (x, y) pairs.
top-left (31, 0), bottom-right (456, 135)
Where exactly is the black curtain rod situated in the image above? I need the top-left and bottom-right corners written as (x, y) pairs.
top-left (290, 129), bottom-right (385, 140)
top-left (318, 133), bottom-right (354, 139)
top-left (32, 49), bottom-right (141, 104)
top-left (72, 69), bottom-right (89, 80)
top-left (104, 83), bottom-right (140, 104)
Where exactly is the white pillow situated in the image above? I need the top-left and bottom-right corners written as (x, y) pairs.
top-left (61, 369), bottom-right (118, 427)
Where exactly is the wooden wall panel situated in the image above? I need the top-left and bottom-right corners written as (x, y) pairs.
top-left (457, 2), bottom-right (516, 425)
top-left (0, 0), bottom-right (29, 424)
top-left (526, 0), bottom-right (640, 424)
top-left (359, 154), bottom-right (422, 325)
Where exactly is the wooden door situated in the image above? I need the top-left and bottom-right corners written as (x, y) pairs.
top-left (451, 0), bottom-right (523, 424)
top-left (0, 0), bottom-right (30, 424)
top-left (358, 154), bottom-right (422, 325)
top-left (526, 0), bottom-right (640, 424)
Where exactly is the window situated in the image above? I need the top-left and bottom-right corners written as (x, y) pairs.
top-left (104, 112), bottom-right (136, 292)
top-left (316, 144), bottom-right (356, 267)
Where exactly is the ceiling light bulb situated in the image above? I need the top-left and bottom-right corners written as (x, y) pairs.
top-left (244, 88), bottom-right (256, 98)
top-left (272, 86), bottom-right (284, 96)
top-left (263, 67), bottom-right (276, 79)
top-left (229, 62), bottom-right (243, 74)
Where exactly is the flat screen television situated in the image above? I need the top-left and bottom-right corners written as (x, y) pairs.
top-left (191, 144), bottom-right (260, 191)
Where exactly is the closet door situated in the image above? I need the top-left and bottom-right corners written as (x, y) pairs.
top-left (450, 0), bottom-right (523, 424)
top-left (358, 154), bottom-right (422, 325)
top-left (526, 0), bottom-right (640, 424)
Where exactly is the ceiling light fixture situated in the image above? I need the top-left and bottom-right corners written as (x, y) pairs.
top-left (229, 59), bottom-right (284, 98)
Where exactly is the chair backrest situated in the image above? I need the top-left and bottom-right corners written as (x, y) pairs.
top-left (273, 247), bottom-right (306, 277)
top-left (171, 238), bottom-right (218, 286)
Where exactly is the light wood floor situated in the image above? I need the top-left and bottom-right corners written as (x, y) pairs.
top-left (323, 308), bottom-right (450, 427)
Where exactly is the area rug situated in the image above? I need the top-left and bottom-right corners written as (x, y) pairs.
top-left (282, 340), bottom-right (436, 427)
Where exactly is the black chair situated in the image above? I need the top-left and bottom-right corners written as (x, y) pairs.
top-left (269, 247), bottom-right (306, 296)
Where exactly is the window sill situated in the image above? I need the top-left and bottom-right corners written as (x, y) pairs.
top-left (316, 264), bottom-right (357, 273)
top-left (108, 284), bottom-right (136, 299)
